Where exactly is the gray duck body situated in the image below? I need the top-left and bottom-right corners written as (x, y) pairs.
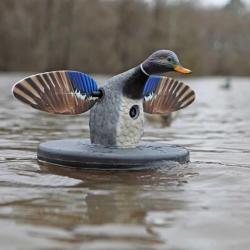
top-left (89, 66), bottom-right (148, 148)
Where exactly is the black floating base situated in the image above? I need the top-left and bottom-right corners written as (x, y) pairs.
top-left (37, 139), bottom-right (189, 170)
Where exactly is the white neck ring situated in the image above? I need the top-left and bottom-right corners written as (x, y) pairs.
top-left (140, 64), bottom-right (150, 76)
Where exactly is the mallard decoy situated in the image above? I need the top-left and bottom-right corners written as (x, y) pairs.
top-left (220, 77), bottom-right (231, 90)
top-left (12, 50), bottom-right (195, 148)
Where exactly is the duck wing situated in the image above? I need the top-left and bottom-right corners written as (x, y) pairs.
top-left (143, 76), bottom-right (195, 114)
top-left (12, 71), bottom-right (100, 115)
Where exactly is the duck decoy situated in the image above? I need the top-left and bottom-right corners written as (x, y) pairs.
top-left (12, 50), bottom-right (196, 169)
top-left (220, 77), bottom-right (231, 90)
top-left (12, 50), bottom-right (195, 147)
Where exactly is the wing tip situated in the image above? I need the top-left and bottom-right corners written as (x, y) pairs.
top-left (11, 82), bottom-right (18, 97)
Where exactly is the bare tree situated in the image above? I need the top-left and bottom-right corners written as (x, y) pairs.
top-left (0, 0), bottom-right (249, 76)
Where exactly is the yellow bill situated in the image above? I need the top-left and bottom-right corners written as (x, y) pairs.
top-left (174, 65), bottom-right (192, 74)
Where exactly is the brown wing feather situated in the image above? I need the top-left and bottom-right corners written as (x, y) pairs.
top-left (12, 71), bottom-right (97, 115)
top-left (143, 77), bottom-right (195, 114)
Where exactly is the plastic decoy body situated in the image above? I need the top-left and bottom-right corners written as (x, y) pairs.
top-left (12, 50), bottom-right (196, 148)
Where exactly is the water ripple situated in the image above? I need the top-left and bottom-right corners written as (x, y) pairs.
top-left (0, 75), bottom-right (250, 249)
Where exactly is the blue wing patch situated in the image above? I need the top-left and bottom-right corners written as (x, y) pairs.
top-left (143, 75), bottom-right (161, 96)
top-left (67, 71), bottom-right (98, 95)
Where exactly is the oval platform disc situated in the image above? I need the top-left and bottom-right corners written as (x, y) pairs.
top-left (37, 139), bottom-right (189, 170)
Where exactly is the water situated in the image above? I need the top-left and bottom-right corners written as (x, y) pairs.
top-left (0, 74), bottom-right (250, 250)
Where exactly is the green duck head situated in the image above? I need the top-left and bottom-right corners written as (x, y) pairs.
top-left (141, 50), bottom-right (192, 75)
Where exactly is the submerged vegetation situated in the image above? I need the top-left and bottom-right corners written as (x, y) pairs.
top-left (0, 0), bottom-right (249, 75)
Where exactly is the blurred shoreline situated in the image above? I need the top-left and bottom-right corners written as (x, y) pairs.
top-left (0, 0), bottom-right (249, 76)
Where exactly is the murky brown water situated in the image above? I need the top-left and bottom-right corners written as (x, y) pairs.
top-left (0, 74), bottom-right (250, 250)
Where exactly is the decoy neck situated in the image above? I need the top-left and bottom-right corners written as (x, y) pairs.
top-left (122, 65), bottom-right (149, 99)
top-left (123, 50), bottom-right (192, 99)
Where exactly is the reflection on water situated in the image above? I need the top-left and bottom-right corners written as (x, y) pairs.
top-left (0, 74), bottom-right (250, 250)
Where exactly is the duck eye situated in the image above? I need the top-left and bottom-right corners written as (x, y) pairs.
top-left (167, 57), bottom-right (172, 62)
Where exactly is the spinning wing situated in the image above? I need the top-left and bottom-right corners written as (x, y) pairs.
top-left (12, 71), bottom-right (99, 115)
top-left (143, 76), bottom-right (195, 114)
